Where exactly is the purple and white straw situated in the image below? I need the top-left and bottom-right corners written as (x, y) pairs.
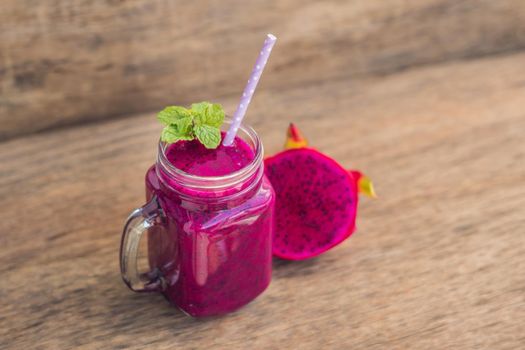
top-left (222, 33), bottom-right (277, 146)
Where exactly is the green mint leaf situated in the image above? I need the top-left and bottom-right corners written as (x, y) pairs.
top-left (194, 124), bottom-right (221, 149)
top-left (157, 102), bottom-right (225, 148)
top-left (206, 103), bottom-right (225, 127)
top-left (161, 125), bottom-right (194, 144)
top-left (157, 106), bottom-right (192, 125)
top-left (192, 102), bottom-right (225, 128)
top-left (190, 102), bottom-right (210, 116)
top-left (171, 116), bottom-right (193, 135)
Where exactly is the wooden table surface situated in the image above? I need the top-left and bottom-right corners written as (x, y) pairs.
top-left (1, 52), bottom-right (525, 349)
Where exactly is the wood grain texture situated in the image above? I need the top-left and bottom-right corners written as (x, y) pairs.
top-left (2, 0), bottom-right (525, 139)
top-left (1, 51), bottom-right (525, 349)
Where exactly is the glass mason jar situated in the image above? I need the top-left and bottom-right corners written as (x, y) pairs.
top-left (120, 121), bottom-right (275, 317)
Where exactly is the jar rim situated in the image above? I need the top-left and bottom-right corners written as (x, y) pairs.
top-left (156, 119), bottom-right (263, 191)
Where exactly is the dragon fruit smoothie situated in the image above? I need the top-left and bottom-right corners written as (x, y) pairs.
top-left (120, 35), bottom-right (278, 317)
top-left (145, 130), bottom-right (274, 317)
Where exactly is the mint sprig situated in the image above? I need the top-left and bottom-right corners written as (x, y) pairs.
top-left (157, 102), bottom-right (225, 149)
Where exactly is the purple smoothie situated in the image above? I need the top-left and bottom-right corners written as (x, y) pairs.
top-left (165, 135), bottom-right (254, 176)
top-left (145, 133), bottom-right (274, 317)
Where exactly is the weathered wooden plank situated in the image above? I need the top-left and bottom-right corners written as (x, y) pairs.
top-left (1, 52), bottom-right (525, 349)
top-left (1, 0), bottom-right (525, 139)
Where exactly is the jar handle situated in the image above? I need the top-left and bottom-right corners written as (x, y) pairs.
top-left (120, 195), bottom-right (166, 293)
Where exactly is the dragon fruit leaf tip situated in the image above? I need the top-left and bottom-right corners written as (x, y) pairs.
top-left (350, 170), bottom-right (377, 198)
top-left (284, 123), bottom-right (308, 149)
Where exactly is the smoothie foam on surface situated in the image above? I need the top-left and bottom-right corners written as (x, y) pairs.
top-left (166, 133), bottom-right (254, 177)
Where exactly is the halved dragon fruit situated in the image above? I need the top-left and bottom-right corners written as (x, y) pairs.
top-left (264, 124), bottom-right (374, 260)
